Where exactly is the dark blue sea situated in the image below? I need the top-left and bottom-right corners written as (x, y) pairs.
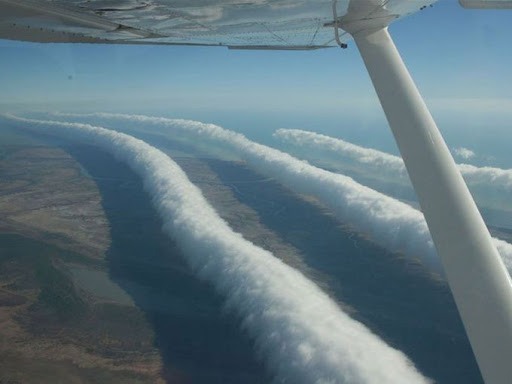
top-left (66, 140), bottom-right (483, 384)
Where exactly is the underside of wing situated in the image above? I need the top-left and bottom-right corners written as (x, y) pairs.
top-left (0, 0), bottom-right (436, 49)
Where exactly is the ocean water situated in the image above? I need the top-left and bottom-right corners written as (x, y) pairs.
top-left (205, 158), bottom-right (482, 384)
top-left (66, 138), bottom-right (483, 383)
top-left (65, 144), bottom-right (270, 384)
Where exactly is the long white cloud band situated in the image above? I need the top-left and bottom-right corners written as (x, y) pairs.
top-left (50, 112), bottom-right (512, 274)
top-left (2, 114), bottom-right (430, 384)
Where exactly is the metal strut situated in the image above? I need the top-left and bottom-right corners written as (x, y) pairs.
top-left (348, 26), bottom-right (512, 384)
top-left (331, 1), bottom-right (348, 49)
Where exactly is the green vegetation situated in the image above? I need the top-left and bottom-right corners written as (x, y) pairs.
top-left (34, 255), bottom-right (86, 319)
top-left (76, 304), bottom-right (155, 357)
top-left (0, 234), bottom-right (87, 319)
top-left (0, 233), bottom-right (156, 360)
top-left (0, 353), bottom-right (154, 384)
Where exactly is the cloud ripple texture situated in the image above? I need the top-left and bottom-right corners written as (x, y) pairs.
top-left (51, 112), bottom-right (512, 274)
top-left (273, 128), bottom-right (512, 189)
top-left (3, 114), bottom-right (430, 384)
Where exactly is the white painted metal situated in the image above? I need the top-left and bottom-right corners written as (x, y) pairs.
top-left (349, 26), bottom-right (512, 384)
top-left (0, 0), bottom-right (436, 47)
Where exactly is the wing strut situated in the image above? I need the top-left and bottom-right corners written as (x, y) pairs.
top-left (346, 25), bottom-right (512, 384)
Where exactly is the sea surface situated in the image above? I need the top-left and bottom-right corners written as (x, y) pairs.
top-left (66, 145), bottom-right (269, 384)
top-left (66, 140), bottom-right (483, 383)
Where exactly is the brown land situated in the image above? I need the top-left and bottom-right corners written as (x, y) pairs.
top-left (0, 145), bottom-right (110, 260)
top-left (0, 129), bottom-right (329, 384)
top-left (0, 141), bottom-right (166, 383)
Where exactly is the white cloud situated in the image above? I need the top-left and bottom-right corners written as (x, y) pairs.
top-left (453, 147), bottom-right (475, 160)
top-left (2, 113), bottom-right (431, 384)
top-left (49, 112), bottom-right (512, 275)
top-left (273, 128), bottom-right (512, 189)
top-left (274, 128), bottom-right (407, 177)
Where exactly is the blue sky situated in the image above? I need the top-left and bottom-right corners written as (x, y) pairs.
top-left (1, 0), bottom-right (511, 160)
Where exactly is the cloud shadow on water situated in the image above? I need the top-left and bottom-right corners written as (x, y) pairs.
top-left (65, 144), bottom-right (270, 384)
top-left (206, 158), bottom-right (484, 384)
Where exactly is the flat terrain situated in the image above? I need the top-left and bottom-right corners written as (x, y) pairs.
top-left (1, 123), bottom-right (497, 383)
top-left (0, 130), bottom-right (165, 383)
top-left (0, 127), bottom-right (275, 383)
top-left (0, 145), bottom-right (109, 260)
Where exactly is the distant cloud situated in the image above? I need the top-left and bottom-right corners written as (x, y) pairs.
top-left (2, 113), bottom-right (431, 384)
top-left (274, 128), bottom-right (407, 177)
top-left (453, 147), bottom-right (476, 160)
top-left (50, 112), bottom-right (512, 275)
top-left (273, 129), bottom-right (512, 189)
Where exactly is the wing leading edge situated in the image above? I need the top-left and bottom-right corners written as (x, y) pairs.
top-left (0, 0), bottom-right (436, 49)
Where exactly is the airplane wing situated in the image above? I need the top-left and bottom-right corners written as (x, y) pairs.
top-left (4, 1), bottom-right (512, 383)
top-left (0, 0), bottom-right (435, 49)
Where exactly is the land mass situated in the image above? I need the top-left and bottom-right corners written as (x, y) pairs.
top-left (0, 132), bottom-right (165, 383)
top-left (0, 127), bottom-right (280, 383)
